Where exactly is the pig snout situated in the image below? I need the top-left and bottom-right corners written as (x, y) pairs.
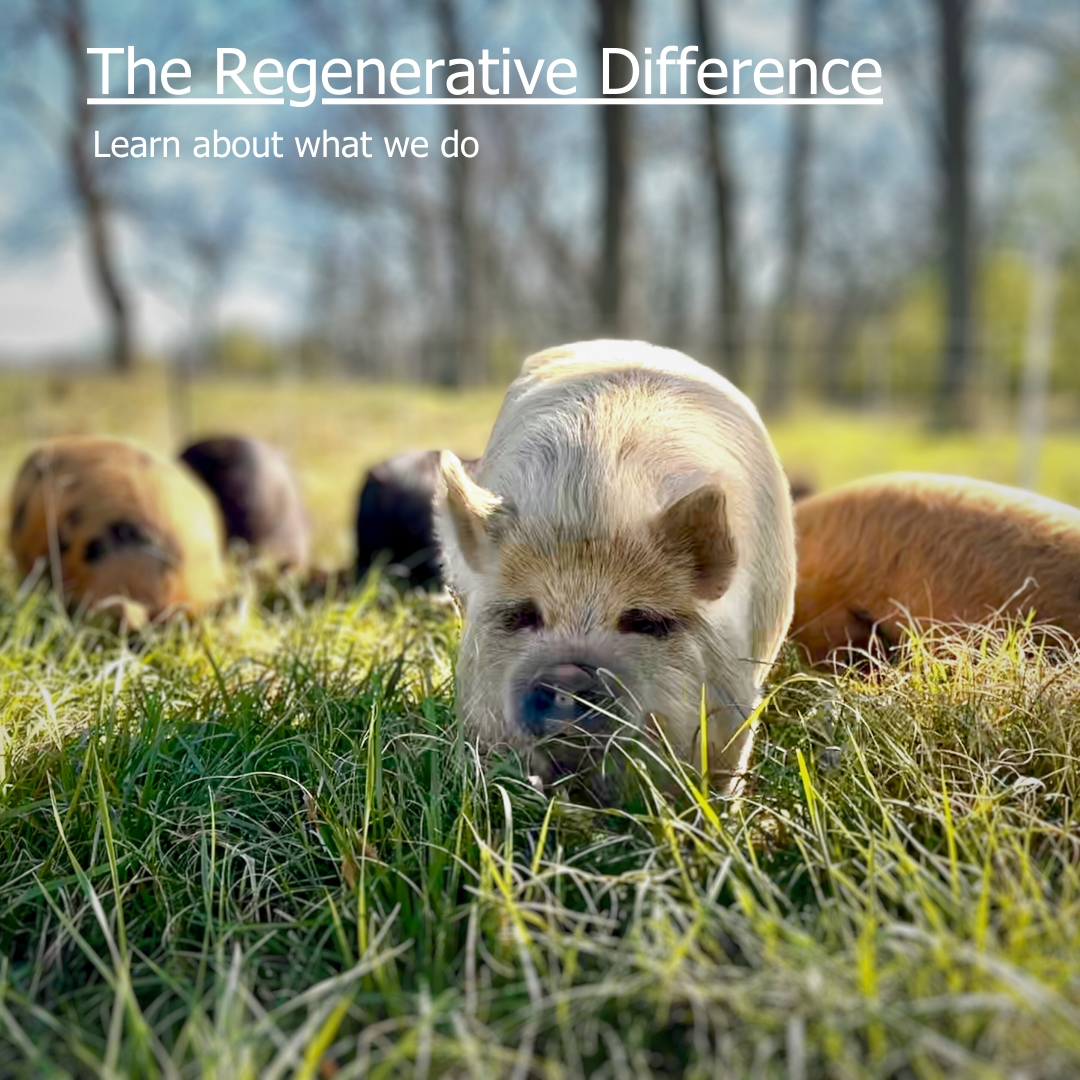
top-left (512, 662), bottom-right (621, 738)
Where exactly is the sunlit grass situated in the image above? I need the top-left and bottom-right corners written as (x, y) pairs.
top-left (1, 575), bottom-right (1078, 1077)
top-left (1, 372), bottom-right (1078, 1074)
top-left (0, 370), bottom-right (505, 569)
top-left (3, 370), bottom-right (1080, 568)
top-left (769, 405), bottom-right (1080, 509)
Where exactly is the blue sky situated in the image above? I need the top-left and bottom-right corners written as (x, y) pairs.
top-left (0, 0), bottom-right (1070, 363)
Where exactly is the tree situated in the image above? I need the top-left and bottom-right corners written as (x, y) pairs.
top-left (933, 0), bottom-right (973, 426)
top-left (596, 0), bottom-right (633, 335)
top-left (39, 0), bottom-right (134, 372)
top-left (693, 0), bottom-right (743, 384)
top-left (763, 0), bottom-right (824, 413)
top-left (431, 0), bottom-right (484, 385)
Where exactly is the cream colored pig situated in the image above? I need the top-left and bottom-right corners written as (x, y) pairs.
top-left (436, 340), bottom-right (796, 794)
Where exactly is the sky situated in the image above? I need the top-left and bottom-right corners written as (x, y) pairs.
top-left (0, 0), bottom-right (1070, 365)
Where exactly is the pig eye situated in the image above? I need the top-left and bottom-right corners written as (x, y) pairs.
top-left (501, 600), bottom-right (543, 633)
top-left (618, 608), bottom-right (679, 638)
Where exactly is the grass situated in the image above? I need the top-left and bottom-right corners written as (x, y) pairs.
top-left (0, 370), bottom-right (505, 568)
top-left (4, 368), bottom-right (1080, 565)
top-left (1, 579), bottom-right (1079, 1076)
top-left (0, 372), bottom-right (1079, 1076)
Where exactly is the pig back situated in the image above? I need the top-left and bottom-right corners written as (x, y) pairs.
top-left (481, 342), bottom-right (788, 551)
top-left (478, 341), bottom-right (796, 663)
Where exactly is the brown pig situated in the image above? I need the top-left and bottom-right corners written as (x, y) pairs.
top-left (791, 472), bottom-right (1080, 662)
top-left (9, 436), bottom-right (226, 624)
top-left (436, 340), bottom-right (796, 794)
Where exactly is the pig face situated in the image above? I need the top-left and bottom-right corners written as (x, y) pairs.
top-left (440, 453), bottom-right (738, 783)
top-left (9, 437), bottom-right (226, 625)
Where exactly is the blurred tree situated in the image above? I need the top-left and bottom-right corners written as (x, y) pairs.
top-left (659, 193), bottom-right (693, 350)
top-left (485, 106), bottom-right (595, 343)
top-left (933, 0), bottom-right (973, 427)
top-left (596, 0), bottom-right (633, 335)
top-left (693, 0), bottom-right (743, 384)
top-left (763, 0), bottom-right (824, 413)
top-left (1017, 241), bottom-right (1058, 490)
top-left (433, 0), bottom-right (484, 385)
top-left (37, 0), bottom-right (134, 373)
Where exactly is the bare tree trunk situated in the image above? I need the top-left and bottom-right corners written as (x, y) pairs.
top-left (50, 0), bottom-right (134, 373)
top-left (821, 291), bottom-right (860, 403)
top-left (933, 0), bottom-right (973, 427)
top-left (693, 0), bottom-right (743, 384)
top-left (1017, 241), bottom-right (1058, 490)
top-left (763, 0), bottom-right (823, 413)
top-left (661, 197), bottom-right (692, 350)
top-left (169, 269), bottom-right (214, 447)
top-left (433, 0), bottom-right (482, 385)
top-left (596, 0), bottom-right (633, 335)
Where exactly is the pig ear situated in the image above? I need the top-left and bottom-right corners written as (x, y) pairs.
top-left (653, 485), bottom-right (737, 601)
top-left (438, 451), bottom-right (505, 573)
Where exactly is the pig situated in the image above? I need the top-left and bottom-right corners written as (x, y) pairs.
top-left (355, 450), bottom-right (478, 590)
top-left (791, 472), bottom-right (1080, 663)
top-left (9, 435), bottom-right (226, 625)
top-left (179, 436), bottom-right (310, 572)
top-left (436, 340), bottom-right (797, 794)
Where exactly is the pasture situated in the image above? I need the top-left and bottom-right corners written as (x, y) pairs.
top-left (0, 372), bottom-right (1078, 1077)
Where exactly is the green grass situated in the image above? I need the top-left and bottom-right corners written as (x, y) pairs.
top-left (1, 575), bottom-right (1078, 1078)
top-left (1, 374), bottom-right (1079, 1075)
top-left (4, 369), bottom-right (1080, 566)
